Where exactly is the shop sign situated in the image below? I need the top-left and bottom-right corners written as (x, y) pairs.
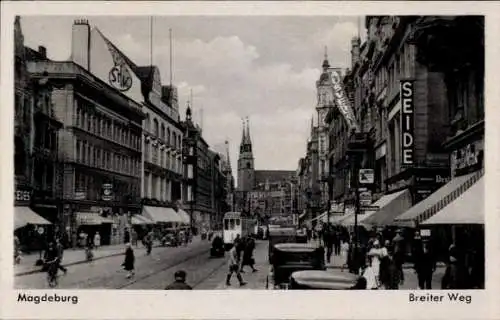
top-left (108, 45), bottom-right (133, 92)
top-left (102, 183), bottom-right (114, 201)
top-left (387, 178), bottom-right (411, 192)
top-left (415, 174), bottom-right (450, 185)
top-left (359, 169), bottom-right (374, 184)
top-left (15, 190), bottom-right (31, 201)
top-left (359, 190), bottom-right (372, 207)
top-left (74, 190), bottom-right (86, 200)
top-left (400, 80), bottom-right (415, 166)
top-left (451, 140), bottom-right (483, 176)
top-left (330, 70), bottom-right (360, 132)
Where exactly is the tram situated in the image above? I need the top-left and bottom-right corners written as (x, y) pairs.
top-left (222, 212), bottom-right (256, 250)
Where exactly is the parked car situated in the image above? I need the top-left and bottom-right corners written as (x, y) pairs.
top-left (266, 243), bottom-right (325, 289)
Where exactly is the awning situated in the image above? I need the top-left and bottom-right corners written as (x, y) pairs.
top-left (15, 206), bottom-right (52, 229)
top-left (340, 210), bottom-right (377, 227)
top-left (360, 189), bottom-right (412, 227)
top-left (421, 177), bottom-right (484, 225)
top-left (394, 170), bottom-right (483, 227)
top-left (131, 214), bottom-right (154, 225)
top-left (176, 209), bottom-right (191, 224)
top-left (76, 212), bottom-right (114, 226)
top-left (143, 206), bottom-right (182, 223)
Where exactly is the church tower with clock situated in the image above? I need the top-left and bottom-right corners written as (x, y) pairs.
top-left (237, 117), bottom-right (255, 193)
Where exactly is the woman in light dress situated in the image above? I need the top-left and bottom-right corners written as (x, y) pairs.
top-left (367, 240), bottom-right (388, 287)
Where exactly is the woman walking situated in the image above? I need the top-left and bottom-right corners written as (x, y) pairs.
top-left (122, 243), bottom-right (135, 279)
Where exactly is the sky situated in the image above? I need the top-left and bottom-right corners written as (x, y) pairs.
top-left (20, 15), bottom-right (364, 178)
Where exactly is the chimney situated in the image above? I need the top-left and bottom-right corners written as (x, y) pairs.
top-left (71, 19), bottom-right (91, 70)
top-left (38, 46), bottom-right (47, 59)
top-left (351, 37), bottom-right (361, 67)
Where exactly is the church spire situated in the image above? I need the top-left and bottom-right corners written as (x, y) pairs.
top-left (322, 45), bottom-right (330, 71)
top-left (245, 116), bottom-right (251, 144)
top-left (240, 118), bottom-right (246, 146)
top-left (225, 140), bottom-right (232, 172)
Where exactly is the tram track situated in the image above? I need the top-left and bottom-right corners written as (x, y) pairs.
top-left (116, 246), bottom-right (227, 289)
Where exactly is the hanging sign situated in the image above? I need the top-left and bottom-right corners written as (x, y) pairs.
top-left (102, 183), bottom-right (114, 201)
top-left (400, 80), bottom-right (415, 166)
top-left (359, 169), bottom-right (375, 184)
top-left (330, 70), bottom-right (360, 133)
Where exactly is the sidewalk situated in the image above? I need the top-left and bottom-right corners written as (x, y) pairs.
top-left (15, 236), bottom-right (203, 276)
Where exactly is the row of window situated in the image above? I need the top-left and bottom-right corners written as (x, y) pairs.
top-left (143, 172), bottom-right (173, 201)
top-left (144, 113), bottom-right (182, 150)
top-left (75, 139), bottom-right (141, 177)
top-left (75, 99), bottom-right (141, 151)
top-left (144, 140), bottom-right (183, 174)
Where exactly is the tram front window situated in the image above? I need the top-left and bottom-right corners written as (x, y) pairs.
top-left (224, 219), bottom-right (229, 230)
top-left (235, 219), bottom-right (241, 226)
top-left (229, 219), bottom-right (235, 229)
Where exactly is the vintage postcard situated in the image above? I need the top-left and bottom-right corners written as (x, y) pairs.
top-left (1, 1), bottom-right (499, 319)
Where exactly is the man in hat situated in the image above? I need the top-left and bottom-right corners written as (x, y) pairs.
top-left (414, 239), bottom-right (436, 289)
top-left (165, 270), bottom-right (193, 290)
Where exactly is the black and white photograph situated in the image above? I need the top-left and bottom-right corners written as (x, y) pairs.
top-left (2, 1), bottom-right (499, 319)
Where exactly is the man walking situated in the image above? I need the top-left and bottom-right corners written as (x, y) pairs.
top-left (226, 241), bottom-right (247, 286)
top-left (414, 240), bottom-right (436, 289)
top-left (55, 238), bottom-right (68, 274)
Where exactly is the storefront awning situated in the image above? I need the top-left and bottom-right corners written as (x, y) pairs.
top-left (76, 212), bottom-right (114, 225)
top-left (143, 206), bottom-right (182, 224)
top-left (15, 206), bottom-right (52, 229)
top-left (340, 210), bottom-right (377, 227)
top-left (394, 170), bottom-right (483, 227)
top-left (131, 214), bottom-right (154, 225)
top-left (360, 189), bottom-right (412, 227)
top-left (176, 209), bottom-right (191, 224)
top-left (421, 177), bottom-right (484, 225)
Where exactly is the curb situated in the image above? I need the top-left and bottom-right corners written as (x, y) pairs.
top-left (14, 243), bottom-right (191, 277)
top-left (326, 263), bottom-right (446, 270)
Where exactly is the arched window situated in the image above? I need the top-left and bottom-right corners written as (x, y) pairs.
top-left (172, 132), bottom-right (177, 149)
top-left (166, 128), bottom-right (171, 146)
top-left (153, 118), bottom-right (159, 137)
top-left (178, 136), bottom-right (181, 150)
top-left (160, 123), bottom-right (165, 141)
top-left (145, 113), bottom-right (150, 132)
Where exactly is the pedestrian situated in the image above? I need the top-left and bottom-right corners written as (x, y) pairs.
top-left (240, 236), bottom-right (257, 273)
top-left (226, 241), bottom-right (247, 287)
top-left (14, 235), bottom-right (21, 264)
top-left (367, 240), bottom-right (385, 285)
top-left (392, 229), bottom-right (405, 285)
top-left (333, 227), bottom-right (341, 256)
top-left (122, 243), bottom-right (135, 279)
top-left (362, 255), bottom-right (379, 289)
top-left (165, 270), bottom-right (193, 290)
top-left (379, 246), bottom-right (401, 290)
top-left (131, 229), bottom-right (138, 247)
top-left (441, 244), bottom-right (470, 289)
top-left (55, 238), bottom-right (68, 274)
top-left (94, 232), bottom-right (101, 249)
top-left (124, 228), bottom-right (130, 244)
top-left (414, 240), bottom-right (436, 289)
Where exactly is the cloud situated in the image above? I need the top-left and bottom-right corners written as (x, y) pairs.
top-left (20, 16), bottom-right (357, 176)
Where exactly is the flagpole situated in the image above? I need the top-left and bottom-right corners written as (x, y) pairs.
top-left (150, 16), bottom-right (153, 66)
top-left (169, 28), bottom-right (173, 86)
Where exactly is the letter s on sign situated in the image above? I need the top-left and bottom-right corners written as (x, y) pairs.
top-left (402, 81), bottom-right (413, 97)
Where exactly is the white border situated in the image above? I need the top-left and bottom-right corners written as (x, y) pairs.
top-left (1, 1), bottom-right (500, 319)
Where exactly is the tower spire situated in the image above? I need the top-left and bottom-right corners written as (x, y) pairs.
top-left (245, 116), bottom-right (251, 143)
top-left (240, 117), bottom-right (246, 147)
top-left (225, 140), bottom-right (232, 171)
top-left (322, 46), bottom-right (330, 70)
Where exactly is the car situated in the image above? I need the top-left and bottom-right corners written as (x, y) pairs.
top-left (289, 270), bottom-right (364, 290)
top-left (266, 243), bottom-right (325, 289)
top-left (267, 227), bottom-right (307, 262)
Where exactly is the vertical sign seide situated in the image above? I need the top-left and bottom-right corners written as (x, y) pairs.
top-left (400, 80), bottom-right (415, 166)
